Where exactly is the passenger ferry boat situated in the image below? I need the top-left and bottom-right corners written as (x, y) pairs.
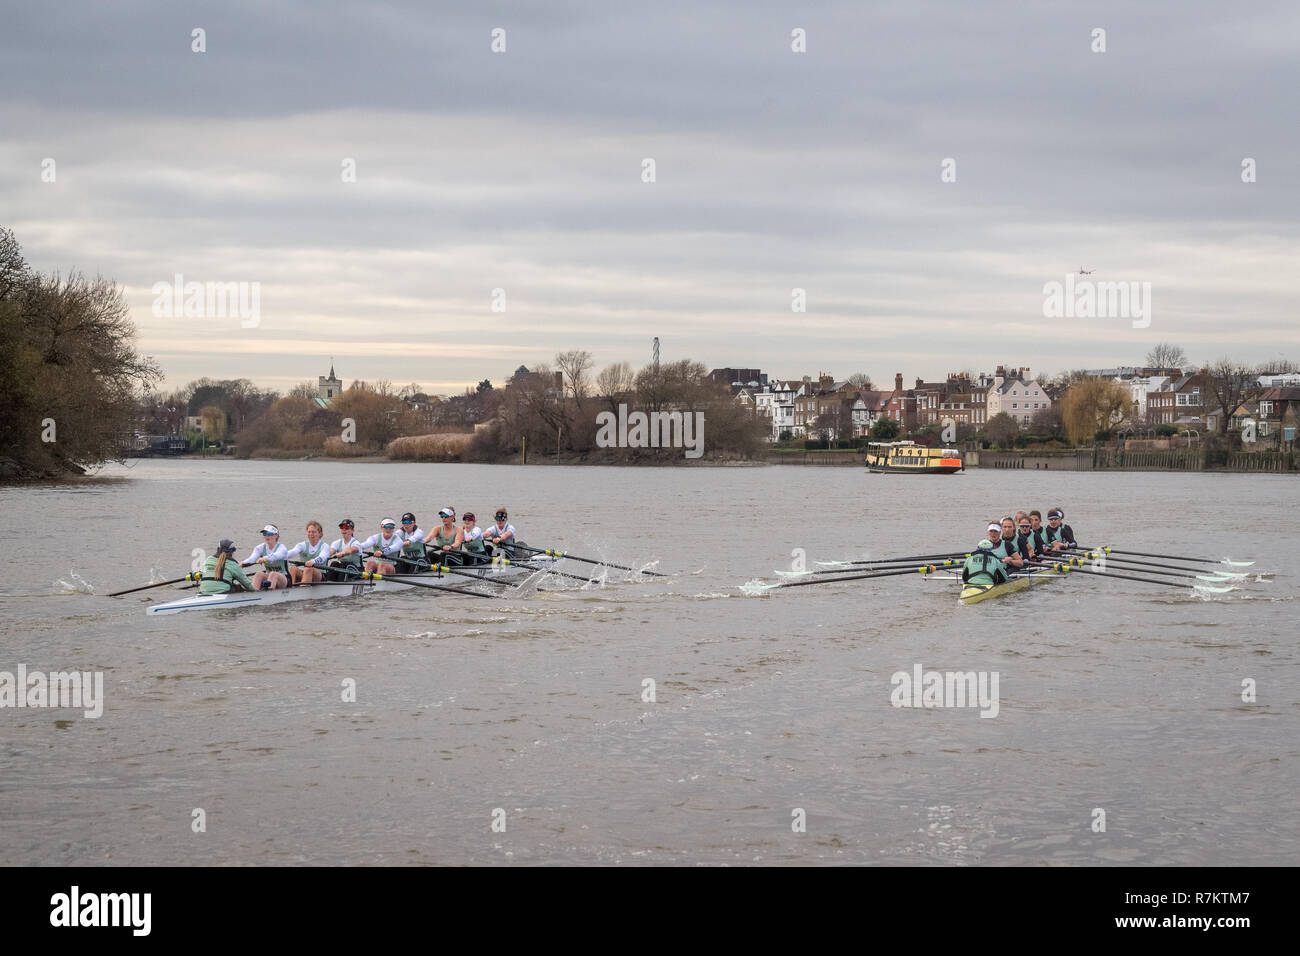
top-left (865, 441), bottom-right (963, 474)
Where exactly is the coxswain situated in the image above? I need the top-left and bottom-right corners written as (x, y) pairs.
top-left (199, 539), bottom-right (255, 595)
top-left (362, 519), bottom-right (404, 575)
top-left (483, 507), bottom-right (517, 559)
top-left (396, 512), bottom-right (428, 573)
top-left (961, 538), bottom-right (1009, 587)
top-left (286, 520), bottom-right (332, 586)
top-left (1043, 508), bottom-right (1077, 551)
top-left (328, 518), bottom-right (363, 580)
top-left (243, 525), bottom-right (290, 589)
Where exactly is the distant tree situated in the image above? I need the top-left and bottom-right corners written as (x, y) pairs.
top-left (476, 379), bottom-right (492, 393)
top-left (869, 417), bottom-right (900, 440)
top-left (595, 362), bottom-right (635, 413)
top-left (1030, 404), bottom-right (1064, 440)
top-left (1202, 358), bottom-right (1257, 436)
top-left (984, 412), bottom-right (1020, 449)
top-left (847, 372), bottom-right (874, 389)
top-left (288, 381), bottom-right (318, 400)
top-left (198, 405), bottom-right (226, 440)
top-left (3, 259), bottom-right (160, 475)
top-left (1257, 357), bottom-right (1300, 374)
top-left (1061, 379), bottom-right (1130, 444)
top-left (1145, 342), bottom-right (1187, 371)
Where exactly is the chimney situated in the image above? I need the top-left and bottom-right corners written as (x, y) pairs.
top-left (554, 371), bottom-right (564, 390)
top-left (996, 365), bottom-right (1005, 377)
top-left (915, 377), bottom-right (924, 389)
top-left (895, 372), bottom-right (903, 392)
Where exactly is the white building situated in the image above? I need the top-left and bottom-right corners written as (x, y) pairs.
top-left (984, 366), bottom-right (1048, 428)
top-left (1123, 375), bottom-right (1172, 421)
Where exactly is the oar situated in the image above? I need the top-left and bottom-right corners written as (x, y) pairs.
top-left (360, 571), bottom-right (499, 599)
top-left (743, 565), bottom-right (928, 592)
top-left (1076, 568), bottom-right (1234, 594)
top-left (1080, 546), bottom-right (1253, 567)
top-left (108, 573), bottom-right (201, 597)
top-left (388, 562), bottom-right (532, 589)
top-left (814, 551), bottom-right (970, 568)
top-left (488, 556), bottom-right (599, 584)
top-left (781, 555), bottom-right (973, 577)
top-left (1078, 559), bottom-right (1234, 583)
top-left (511, 542), bottom-right (668, 577)
top-left (1078, 551), bottom-right (1241, 581)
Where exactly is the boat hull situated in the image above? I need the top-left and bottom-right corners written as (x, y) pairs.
top-left (867, 461), bottom-right (963, 474)
top-left (960, 568), bottom-right (1060, 605)
top-left (144, 558), bottom-right (562, 615)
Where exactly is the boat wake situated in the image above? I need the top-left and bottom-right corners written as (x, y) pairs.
top-left (54, 570), bottom-right (96, 594)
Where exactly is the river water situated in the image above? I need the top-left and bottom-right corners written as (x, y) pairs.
top-left (1, 460), bottom-right (1295, 865)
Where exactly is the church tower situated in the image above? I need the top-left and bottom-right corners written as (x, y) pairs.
top-left (318, 360), bottom-right (342, 402)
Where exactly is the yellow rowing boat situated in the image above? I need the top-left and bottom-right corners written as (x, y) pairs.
top-left (960, 566), bottom-right (1066, 605)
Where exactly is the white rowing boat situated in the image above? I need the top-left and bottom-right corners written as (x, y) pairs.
top-left (144, 556), bottom-right (564, 616)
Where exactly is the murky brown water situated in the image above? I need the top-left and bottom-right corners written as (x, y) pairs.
top-left (1, 460), bottom-right (1295, 864)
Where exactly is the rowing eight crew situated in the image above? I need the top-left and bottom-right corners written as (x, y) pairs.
top-left (198, 508), bottom-right (520, 594)
top-left (961, 508), bottom-right (1078, 587)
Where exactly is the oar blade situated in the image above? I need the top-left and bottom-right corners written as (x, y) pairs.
top-left (1192, 584), bottom-right (1235, 595)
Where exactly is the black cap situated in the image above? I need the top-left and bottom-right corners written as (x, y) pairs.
top-left (218, 539), bottom-right (236, 554)
top-left (339, 518), bottom-right (355, 529)
top-left (401, 512), bottom-right (416, 523)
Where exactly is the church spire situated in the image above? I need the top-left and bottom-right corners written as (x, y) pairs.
top-left (329, 357), bottom-right (335, 380)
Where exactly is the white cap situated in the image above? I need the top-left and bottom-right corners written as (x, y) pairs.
top-left (438, 507), bottom-right (454, 518)
top-left (380, 517), bottom-right (397, 527)
top-left (260, 524), bottom-right (279, 535)
top-left (987, 523), bottom-right (1000, 533)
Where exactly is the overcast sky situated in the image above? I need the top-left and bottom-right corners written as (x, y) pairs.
top-left (2, 0), bottom-right (1297, 394)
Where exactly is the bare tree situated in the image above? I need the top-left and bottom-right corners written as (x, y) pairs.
top-left (847, 372), bottom-right (873, 389)
top-left (1145, 342), bottom-right (1187, 371)
top-left (1202, 358), bottom-right (1256, 436)
top-left (555, 349), bottom-right (593, 408)
top-left (595, 361), bottom-right (635, 413)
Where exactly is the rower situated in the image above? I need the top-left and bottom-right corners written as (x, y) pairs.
top-left (328, 518), bottom-right (363, 580)
top-left (961, 539), bottom-right (1009, 587)
top-left (1044, 508), bottom-right (1077, 551)
top-left (985, 522), bottom-right (1003, 550)
top-left (1015, 515), bottom-right (1038, 562)
top-left (994, 517), bottom-right (1025, 569)
top-left (362, 518), bottom-right (404, 575)
top-left (483, 507), bottom-right (517, 560)
top-left (286, 520), bottom-right (331, 587)
top-left (1028, 510), bottom-right (1048, 556)
top-left (430, 508), bottom-right (460, 565)
top-left (199, 539), bottom-right (255, 595)
top-left (460, 512), bottom-right (487, 565)
top-left (243, 525), bottom-right (290, 589)
top-left (396, 512), bottom-right (428, 573)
